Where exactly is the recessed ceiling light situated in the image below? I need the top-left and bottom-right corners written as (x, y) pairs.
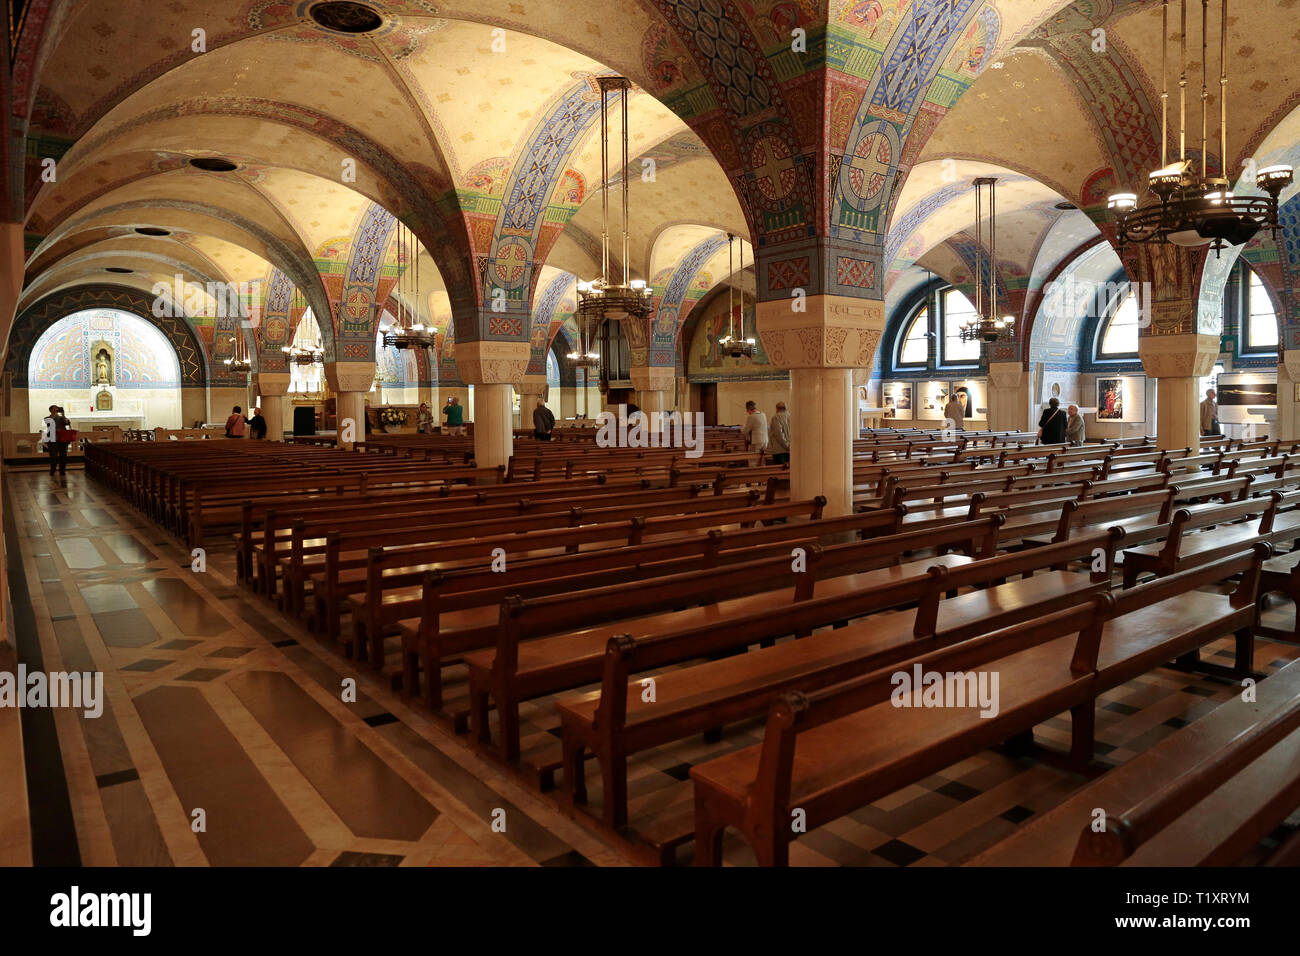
top-left (310, 1), bottom-right (384, 33)
top-left (990, 61), bottom-right (1005, 69)
top-left (189, 157), bottom-right (238, 172)
top-left (105, 267), bottom-right (134, 274)
top-left (135, 227), bottom-right (171, 236)
top-left (1054, 201), bottom-right (1079, 210)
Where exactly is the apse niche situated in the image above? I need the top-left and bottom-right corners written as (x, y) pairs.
top-left (27, 308), bottom-right (183, 431)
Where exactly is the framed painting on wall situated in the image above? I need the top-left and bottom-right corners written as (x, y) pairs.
top-left (1096, 376), bottom-right (1145, 423)
top-left (882, 382), bottom-right (913, 419)
top-left (916, 381), bottom-right (950, 420)
top-left (950, 379), bottom-right (987, 421)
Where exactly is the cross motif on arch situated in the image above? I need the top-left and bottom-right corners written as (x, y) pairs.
top-left (751, 137), bottom-right (794, 201)
top-left (845, 132), bottom-right (892, 202)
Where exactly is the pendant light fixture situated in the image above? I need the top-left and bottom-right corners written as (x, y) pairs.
top-left (1108, 0), bottom-right (1292, 254)
top-left (719, 233), bottom-right (756, 358)
top-left (573, 75), bottom-right (653, 368)
top-left (959, 177), bottom-right (1015, 343)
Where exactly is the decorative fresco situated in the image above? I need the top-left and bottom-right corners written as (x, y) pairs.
top-left (29, 308), bottom-right (182, 389)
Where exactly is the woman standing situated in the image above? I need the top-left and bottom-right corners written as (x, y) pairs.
top-left (1037, 397), bottom-right (1067, 444)
top-left (224, 406), bottom-right (247, 438)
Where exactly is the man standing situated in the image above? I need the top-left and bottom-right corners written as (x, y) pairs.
top-left (1065, 404), bottom-right (1085, 446)
top-left (247, 407), bottom-right (268, 440)
top-left (532, 399), bottom-right (555, 441)
top-left (1201, 388), bottom-right (1220, 437)
top-left (443, 396), bottom-right (464, 436)
top-left (42, 404), bottom-right (71, 477)
top-left (743, 400), bottom-right (769, 454)
top-left (768, 401), bottom-right (790, 464)
top-left (943, 392), bottom-right (965, 431)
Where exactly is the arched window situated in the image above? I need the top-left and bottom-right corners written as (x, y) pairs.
top-left (940, 288), bottom-right (980, 365)
top-left (1097, 290), bottom-right (1140, 358)
top-left (1245, 268), bottom-right (1279, 351)
top-left (897, 305), bottom-right (929, 366)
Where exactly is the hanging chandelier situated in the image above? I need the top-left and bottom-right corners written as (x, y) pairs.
top-left (718, 233), bottom-right (756, 358)
top-left (383, 220), bottom-right (434, 350)
top-left (224, 285), bottom-right (253, 373)
top-left (573, 75), bottom-right (653, 368)
top-left (1107, 0), bottom-right (1292, 255)
top-left (281, 288), bottom-right (323, 365)
top-left (959, 177), bottom-right (1016, 343)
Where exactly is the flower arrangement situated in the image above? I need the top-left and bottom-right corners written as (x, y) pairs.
top-left (379, 407), bottom-right (408, 428)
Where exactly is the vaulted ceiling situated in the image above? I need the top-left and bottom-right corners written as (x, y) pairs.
top-left (8, 0), bottom-right (1300, 375)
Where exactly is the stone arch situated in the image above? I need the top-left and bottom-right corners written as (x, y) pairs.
top-left (6, 284), bottom-right (209, 387)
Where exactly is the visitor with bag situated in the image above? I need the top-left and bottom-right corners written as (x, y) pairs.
top-left (224, 405), bottom-right (247, 438)
top-left (43, 404), bottom-right (74, 477)
top-left (1036, 396), bottom-right (1067, 444)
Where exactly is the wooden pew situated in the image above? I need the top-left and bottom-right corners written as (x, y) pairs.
top-left (554, 529), bottom-right (1121, 842)
top-left (688, 546), bottom-right (1267, 866)
top-left (1120, 492), bottom-right (1283, 587)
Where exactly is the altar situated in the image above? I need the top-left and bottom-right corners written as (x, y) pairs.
top-left (69, 412), bottom-right (145, 431)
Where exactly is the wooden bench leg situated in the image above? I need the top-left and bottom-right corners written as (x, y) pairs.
top-left (1234, 626), bottom-right (1255, 675)
top-left (469, 682), bottom-right (492, 747)
top-left (561, 738), bottom-right (587, 810)
top-left (1069, 701), bottom-right (1095, 768)
top-left (602, 752), bottom-right (628, 829)
top-left (692, 791), bottom-right (728, 867)
top-left (1122, 563), bottom-right (1139, 589)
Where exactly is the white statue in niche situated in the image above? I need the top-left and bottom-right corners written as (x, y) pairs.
top-left (94, 347), bottom-right (113, 384)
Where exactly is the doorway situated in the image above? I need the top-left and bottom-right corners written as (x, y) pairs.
top-left (699, 382), bottom-right (717, 426)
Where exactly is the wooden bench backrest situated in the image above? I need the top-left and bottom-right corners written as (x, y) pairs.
top-left (1056, 489), bottom-right (1175, 537)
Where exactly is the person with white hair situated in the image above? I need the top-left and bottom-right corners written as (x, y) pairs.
top-left (1065, 403), bottom-right (1085, 446)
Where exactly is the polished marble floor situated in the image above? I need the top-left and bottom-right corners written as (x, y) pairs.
top-left (5, 466), bottom-right (1300, 866)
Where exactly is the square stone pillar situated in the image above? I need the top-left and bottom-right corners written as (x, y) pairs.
top-left (325, 362), bottom-right (376, 450)
top-left (453, 341), bottom-right (530, 470)
top-left (630, 366), bottom-right (675, 431)
top-left (1138, 333), bottom-right (1219, 452)
top-left (255, 372), bottom-right (290, 440)
top-left (757, 294), bottom-right (885, 516)
top-left (987, 362), bottom-right (1031, 433)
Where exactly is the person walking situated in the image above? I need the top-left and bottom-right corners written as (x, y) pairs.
top-left (224, 405), bottom-right (247, 438)
top-left (943, 392), bottom-right (965, 431)
top-left (1201, 388), bottom-right (1220, 437)
top-left (1037, 396), bottom-right (1067, 444)
top-left (247, 407), bottom-right (268, 440)
top-left (769, 401), bottom-right (791, 464)
top-left (743, 400), bottom-right (769, 454)
top-left (443, 396), bottom-right (464, 436)
top-left (532, 399), bottom-right (555, 441)
top-left (42, 404), bottom-right (71, 477)
top-left (1065, 403), bottom-right (1085, 446)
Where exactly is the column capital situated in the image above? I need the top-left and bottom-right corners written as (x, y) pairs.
top-left (255, 372), bottom-right (291, 396)
top-left (324, 361), bottom-right (375, 393)
top-left (987, 362), bottom-right (1026, 389)
top-left (452, 340), bottom-right (530, 385)
top-left (1138, 333), bottom-right (1219, 378)
top-left (755, 294), bottom-right (885, 369)
top-left (629, 366), bottom-right (676, 393)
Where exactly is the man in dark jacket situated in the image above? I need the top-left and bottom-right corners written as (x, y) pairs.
top-left (532, 399), bottom-right (555, 440)
top-left (247, 407), bottom-right (268, 440)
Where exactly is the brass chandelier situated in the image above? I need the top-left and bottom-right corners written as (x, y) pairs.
top-left (719, 233), bottom-right (756, 358)
top-left (281, 288), bottom-right (323, 365)
top-left (959, 177), bottom-right (1016, 343)
top-left (383, 220), bottom-right (434, 350)
top-left (223, 285), bottom-right (254, 373)
top-left (1107, 0), bottom-right (1292, 254)
top-left (573, 75), bottom-right (653, 368)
